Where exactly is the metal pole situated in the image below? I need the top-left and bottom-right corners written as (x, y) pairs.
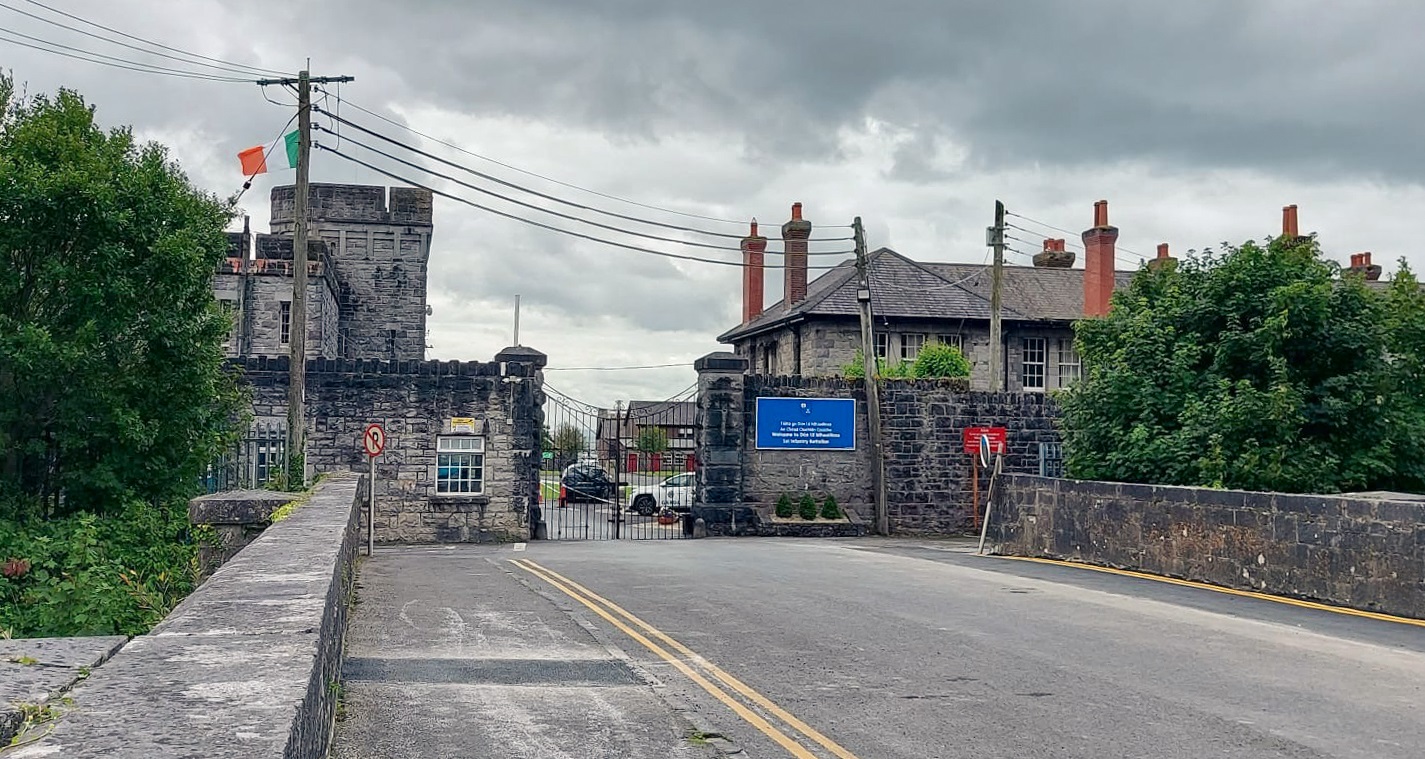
top-left (513, 294), bottom-right (521, 347)
top-left (971, 454), bottom-right (980, 531)
top-left (977, 453), bottom-right (1004, 555)
top-left (854, 218), bottom-right (891, 536)
top-left (368, 453), bottom-right (375, 556)
top-left (989, 200), bottom-right (1005, 392)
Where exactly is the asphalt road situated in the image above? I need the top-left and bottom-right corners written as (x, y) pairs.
top-left (336, 538), bottom-right (1425, 758)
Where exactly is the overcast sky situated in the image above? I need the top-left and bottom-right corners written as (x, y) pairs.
top-left (4, 0), bottom-right (1424, 407)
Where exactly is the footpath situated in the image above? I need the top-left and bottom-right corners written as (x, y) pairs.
top-left (331, 545), bottom-right (715, 759)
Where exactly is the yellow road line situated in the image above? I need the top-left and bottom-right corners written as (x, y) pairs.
top-left (994, 555), bottom-right (1425, 629)
top-left (522, 559), bottom-right (861, 759)
top-left (508, 559), bottom-right (822, 759)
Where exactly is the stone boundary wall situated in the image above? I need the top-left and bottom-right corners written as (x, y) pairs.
top-left (988, 474), bottom-right (1425, 619)
top-left (20, 474), bottom-right (363, 757)
top-left (234, 350), bottom-right (544, 543)
top-left (694, 353), bottom-right (1061, 535)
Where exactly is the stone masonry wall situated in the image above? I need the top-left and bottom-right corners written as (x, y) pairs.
top-left (735, 375), bottom-right (1061, 533)
top-left (989, 475), bottom-right (1425, 619)
top-left (270, 185), bottom-right (432, 361)
top-left (238, 353), bottom-right (542, 543)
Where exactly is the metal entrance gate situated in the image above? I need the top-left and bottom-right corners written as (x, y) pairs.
top-left (538, 385), bottom-right (695, 540)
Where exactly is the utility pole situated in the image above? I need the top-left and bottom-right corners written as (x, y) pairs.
top-left (513, 294), bottom-right (521, 347)
top-left (255, 69), bottom-right (354, 488)
top-left (989, 200), bottom-right (1006, 392)
top-left (853, 218), bottom-right (890, 536)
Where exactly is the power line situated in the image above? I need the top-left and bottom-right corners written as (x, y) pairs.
top-left (317, 87), bottom-right (855, 230)
top-left (0, 27), bottom-right (256, 82)
top-left (317, 143), bottom-right (852, 271)
top-left (1005, 209), bottom-right (1147, 260)
top-left (314, 107), bottom-right (852, 243)
top-left (0, 2), bottom-right (271, 79)
top-left (316, 125), bottom-right (855, 256)
top-left (11, 0), bottom-right (291, 76)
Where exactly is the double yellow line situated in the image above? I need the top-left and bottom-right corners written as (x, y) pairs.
top-left (510, 558), bottom-right (860, 759)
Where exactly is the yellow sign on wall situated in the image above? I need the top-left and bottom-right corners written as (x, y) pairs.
top-left (450, 417), bottom-right (477, 433)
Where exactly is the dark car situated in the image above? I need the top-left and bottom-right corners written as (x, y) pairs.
top-left (559, 463), bottom-right (617, 506)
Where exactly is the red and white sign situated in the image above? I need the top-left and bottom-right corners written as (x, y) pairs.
top-left (363, 423), bottom-right (386, 457)
top-left (963, 426), bottom-right (1008, 456)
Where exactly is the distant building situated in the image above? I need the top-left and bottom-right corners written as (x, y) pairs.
top-left (597, 401), bottom-right (698, 472)
top-left (719, 201), bottom-right (1145, 392)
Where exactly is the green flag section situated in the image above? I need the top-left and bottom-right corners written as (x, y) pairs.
top-left (238, 130), bottom-right (299, 175)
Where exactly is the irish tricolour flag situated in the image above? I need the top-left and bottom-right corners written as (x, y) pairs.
top-left (238, 130), bottom-right (299, 176)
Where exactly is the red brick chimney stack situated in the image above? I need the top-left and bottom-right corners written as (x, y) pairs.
top-left (782, 202), bottom-right (812, 305)
top-left (1348, 251), bottom-right (1383, 281)
top-left (1148, 242), bottom-right (1176, 271)
top-left (1282, 205), bottom-right (1300, 239)
top-left (740, 219), bottom-right (768, 323)
top-left (1082, 199), bottom-right (1119, 316)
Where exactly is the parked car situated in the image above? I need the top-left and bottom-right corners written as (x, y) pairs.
top-left (559, 463), bottom-right (617, 505)
top-left (627, 472), bottom-right (695, 516)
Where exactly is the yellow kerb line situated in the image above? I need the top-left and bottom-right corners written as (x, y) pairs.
top-left (508, 559), bottom-right (823, 759)
top-left (994, 555), bottom-right (1425, 629)
top-left (520, 559), bottom-right (862, 759)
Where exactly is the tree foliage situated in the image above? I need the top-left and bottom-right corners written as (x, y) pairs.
top-left (911, 341), bottom-right (972, 378)
top-left (635, 426), bottom-right (668, 454)
top-left (552, 424), bottom-right (586, 456)
top-left (1061, 234), bottom-right (1425, 494)
top-left (0, 79), bottom-right (243, 518)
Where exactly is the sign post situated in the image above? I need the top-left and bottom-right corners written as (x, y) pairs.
top-left (362, 423), bottom-right (386, 556)
top-left (963, 426), bottom-right (1007, 531)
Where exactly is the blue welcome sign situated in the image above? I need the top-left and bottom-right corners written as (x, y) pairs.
top-left (755, 397), bottom-right (857, 450)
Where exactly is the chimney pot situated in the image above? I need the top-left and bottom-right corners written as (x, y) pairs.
top-left (1094, 200), bottom-right (1109, 228)
top-left (1157, 243), bottom-right (1170, 259)
top-left (750, 218), bottom-right (758, 237)
top-left (791, 202), bottom-right (803, 221)
top-left (1362, 251), bottom-right (1372, 267)
top-left (1283, 205), bottom-right (1299, 239)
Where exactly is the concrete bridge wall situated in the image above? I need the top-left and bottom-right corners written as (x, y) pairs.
top-left (16, 473), bottom-right (363, 757)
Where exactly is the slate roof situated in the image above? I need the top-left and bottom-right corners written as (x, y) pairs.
top-left (625, 401), bottom-right (697, 427)
top-left (719, 247), bottom-right (1137, 342)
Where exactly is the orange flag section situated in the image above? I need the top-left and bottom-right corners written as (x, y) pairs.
top-left (238, 144), bottom-right (270, 176)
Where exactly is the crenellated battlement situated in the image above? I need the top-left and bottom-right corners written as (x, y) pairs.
top-left (269, 184), bottom-right (433, 227)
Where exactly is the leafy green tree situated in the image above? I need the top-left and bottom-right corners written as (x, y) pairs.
top-left (820, 494), bottom-right (842, 520)
top-left (1060, 233), bottom-right (1414, 493)
top-left (774, 493), bottom-right (794, 518)
top-left (0, 78), bottom-right (242, 518)
top-left (635, 426), bottom-right (668, 455)
top-left (552, 425), bottom-right (586, 457)
top-left (911, 341), bottom-right (972, 378)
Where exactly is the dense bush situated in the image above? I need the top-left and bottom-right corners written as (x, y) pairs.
top-left (820, 495), bottom-right (842, 520)
top-left (1063, 234), bottom-right (1425, 494)
top-left (911, 341), bottom-right (972, 378)
top-left (0, 500), bottom-right (199, 637)
top-left (797, 493), bottom-right (819, 520)
top-left (775, 493), bottom-right (794, 518)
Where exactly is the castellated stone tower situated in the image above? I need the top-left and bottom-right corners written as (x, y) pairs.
top-left (268, 184), bottom-right (434, 361)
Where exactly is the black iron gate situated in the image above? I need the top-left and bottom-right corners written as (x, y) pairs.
top-left (538, 385), bottom-right (696, 540)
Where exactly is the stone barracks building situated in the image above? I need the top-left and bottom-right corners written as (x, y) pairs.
top-left (214, 184), bottom-right (542, 543)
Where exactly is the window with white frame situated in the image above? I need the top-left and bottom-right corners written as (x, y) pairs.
top-left (279, 301), bottom-right (291, 345)
top-left (1021, 337), bottom-right (1047, 391)
top-left (1057, 340), bottom-right (1082, 387)
top-left (901, 333), bottom-right (927, 361)
top-left (436, 436), bottom-right (485, 494)
top-left (937, 334), bottom-right (964, 351)
top-left (874, 331), bottom-right (889, 359)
